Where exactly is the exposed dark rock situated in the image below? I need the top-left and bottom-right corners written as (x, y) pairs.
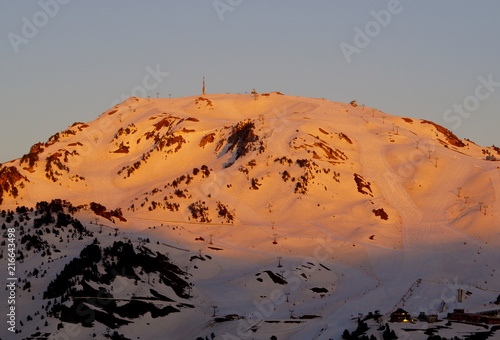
top-left (421, 120), bottom-right (465, 147)
top-left (90, 202), bottom-right (127, 222)
top-left (199, 133), bottom-right (216, 147)
top-left (354, 174), bottom-right (373, 196)
top-left (373, 208), bottom-right (389, 220)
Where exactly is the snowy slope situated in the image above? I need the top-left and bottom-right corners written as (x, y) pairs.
top-left (1, 93), bottom-right (499, 339)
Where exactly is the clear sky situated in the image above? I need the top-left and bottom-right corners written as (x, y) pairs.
top-left (1, 1), bottom-right (499, 163)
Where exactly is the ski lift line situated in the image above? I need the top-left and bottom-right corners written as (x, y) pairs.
top-left (123, 216), bottom-right (226, 227)
top-left (420, 161), bottom-right (475, 221)
top-left (71, 296), bottom-right (177, 304)
top-left (122, 215), bottom-right (232, 251)
top-left (246, 322), bottom-right (305, 336)
top-left (473, 284), bottom-right (500, 293)
top-left (321, 275), bottom-right (383, 323)
top-left (161, 242), bottom-right (189, 252)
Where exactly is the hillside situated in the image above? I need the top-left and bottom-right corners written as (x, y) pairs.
top-left (1, 93), bottom-right (499, 339)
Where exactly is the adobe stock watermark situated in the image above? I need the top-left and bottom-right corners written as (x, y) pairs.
top-left (110, 64), bottom-right (169, 107)
top-left (418, 278), bottom-right (461, 316)
top-left (213, 0), bottom-right (243, 21)
top-left (340, 0), bottom-right (404, 64)
top-left (267, 107), bottom-right (293, 135)
top-left (384, 140), bottom-right (437, 191)
top-left (68, 64), bottom-right (169, 167)
top-left (202, 169), bottom-right (232, 198)
top-left (221, 234), bottom-right (342, 339)
top-left (443, 74), bottom-right (500, 131)
top-left (6, 227), bottom-right (17, 334)
top-left (7, 0), bottom-right (71, 54)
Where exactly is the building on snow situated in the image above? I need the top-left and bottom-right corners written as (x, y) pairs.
top-left (390, 308), bottom-right (411, 322)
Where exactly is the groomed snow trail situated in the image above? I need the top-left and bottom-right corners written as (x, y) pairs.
top-left (347, 115), bottom-right (423, 239)
top-left (488, 167), bottom-right (500, 234)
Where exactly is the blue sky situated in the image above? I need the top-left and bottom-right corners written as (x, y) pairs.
top-left (1, 1), bottom-right (499, 163)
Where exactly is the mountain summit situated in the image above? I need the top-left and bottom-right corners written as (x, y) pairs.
top-left (2, 94), bottom-right (498, 239)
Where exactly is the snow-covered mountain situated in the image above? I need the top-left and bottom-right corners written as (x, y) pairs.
top-left (1, 93), bottom-right (499, 339)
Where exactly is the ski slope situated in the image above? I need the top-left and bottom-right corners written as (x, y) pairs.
top-left (0, 93), bottom-right (499, 339)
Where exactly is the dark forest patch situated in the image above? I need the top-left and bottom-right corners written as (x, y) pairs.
top-left (45, 241), bottom-right (191, 328)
